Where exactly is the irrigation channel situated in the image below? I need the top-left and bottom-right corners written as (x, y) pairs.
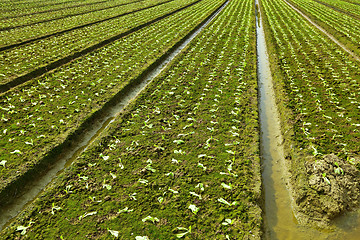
top-left (0, 1), bottom-right (229, 231)
top-left (256, 0), bottom-right (360, 239)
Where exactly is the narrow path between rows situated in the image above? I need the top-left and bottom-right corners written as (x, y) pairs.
top-left (257, 0), bottom-right (360, 239)
top-left (283, 0), bottom-right (360, 62)
top-left (0, 0), bottom-right (229, 231)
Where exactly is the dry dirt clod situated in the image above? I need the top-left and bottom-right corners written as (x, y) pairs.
top-left (300, 154), bottom-right (360, 225)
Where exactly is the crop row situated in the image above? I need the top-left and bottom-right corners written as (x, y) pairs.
top-left (0, 0), bottom-right (109, 19)
top-left (0, 0), bottom-right (141, 30)
top-left (261, 0), bottom-right (360, 226)
top-left (0, 0), bottom-right (85, 9)
top-left (0, 0), bottom-right (85, 13)
top-left (344, 0), bottom-right (360, 5)
top-left (287, 0), bottom-right (360, 56)
top-left (314, 0), bottom-right (360, 18)
top-left (0, 0), bottom-right (174, 46)
top-left (0, 0), bottom-right (261, 238)
top-left (0, 0), bottom-right (165, 51)
top-left (0, 0), bottom-right (194, 86)
top-left (0, 0), bottom-right (225, 211)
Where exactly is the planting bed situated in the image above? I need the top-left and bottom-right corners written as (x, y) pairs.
top-left (261, 0), bottom-right (360, 227)
top-left (0, 0), bottom-right (173, 47)
top-left (0, 0), bottom-right (225, 210)
top-left (0, 0), bottom-right (83, 14)
top-left (287, 0), bottom-right (360, 56)
top-left (0, 0), bottom-right (195, 87)
top-left (0, 0), bottom-right (262, 238)
top-left (0, 0), bottom-right (107, 19)
top-left (313, 0), bottom-right (360, 18)
top-left (0, 0), bottom-right (141, 30)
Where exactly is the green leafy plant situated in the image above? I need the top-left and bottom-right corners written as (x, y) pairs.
top-left (142, 215), bottom-right (159, 224)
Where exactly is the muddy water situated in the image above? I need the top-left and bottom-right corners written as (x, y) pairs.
top-left (256, 0), bottom-right (360, 239)
top-left (0, 0), bottom-right (229, 231)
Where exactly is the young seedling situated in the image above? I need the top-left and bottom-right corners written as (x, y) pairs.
top-left (103, 180), bottom-right (112, 190)
top-left (188, 204), bottom-right (199, 214)
top-left (154, 144), bottom-right (164, 151)
top-left (145, 164), bottom-right (156, 173)
top-left (129, 193), bottom-right (137, 200)
top-left (10, 150), bottom-right (22, 155)
top-left (322, 173), bottom-right (331, 185)
top-left (118, 158), bottom-right (124, 169)
top-left (51, 203), bottom-right (62, 215)
top-left (138, 179), bottom-right (149, 185)
top-left (199, 154), bottom-right (214, 159)
top-left (218, 198), bottom-right (238, 206)
top-left (173, 139), bottom-right (185, 145)
top-left (174, 149), bottom-right (186, 155)
top-left (195, 183), bottom-right (205, 192)
top-left (64, 185), bottom-right (73, 194)
top-left (197, 162), bottom-right (207, 171)
top-left (221, 182), bottom-right (233, 190)
top-left (79, 211), bottom-right (97, 220)
top-left (0, 160), bottom-right (6, 168)
top-left (118, 207), bottom-right (133, 214)
top-left (110, 172), bottom-right (117, 179)
top-left (16, 221), bottom-right (34, 236)
top-left (183, 123), bottom-right (193, 129)
top-left (311, 145), bottom-right (319, 156)
top-left (189, 191), bottom-right (202, 200)
top-left (142, 216), bottom-right (159, 224)
top-left (175, 226), bottom-right (192, 238)
top-left (78, 174), bottom-right (88, 181)
top-left (168, 188), bottom-right (179, 194)
top-left (222, 219), bottom-right (234, 226)
top-left (171, 158), bottom-right (181, 164)
top-left (108, 229), bottom-right (119, 238)
top-left (334, 162), bottom-right (344, 175)
top-left (135, 236), bottom-right (149, 240)
top-left (99, 153), bottom-right (109, 161)
top-left (347, 156), bottom-right (355, 165)
top-left (165, 172), bottom-right (174, 177)
top-left (88, 196), bottom-right (102, 203)
top-left (25, 139), bottom-right (34, 146)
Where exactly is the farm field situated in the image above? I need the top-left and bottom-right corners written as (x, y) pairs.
top-left (286, 0), bottom-right (360, 56)
top-left (0, 0), bottom-right (226, 206)
top-left (0, 0), bottom-right (263, 238)
top-left (0, 0), bottom-right (169, 46)
top-left (0, 0), bottom-right (193, 87)
top-left (0, 0), bottom-right (142, 29)
top-left (0, 0), bottom-right (359, 238)
top-left (261, 0), bottom-right (360, 228)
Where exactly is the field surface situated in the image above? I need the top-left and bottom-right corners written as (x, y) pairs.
top-left (261, 0), bottom-right (360, 227)
top-left (0, 0), bottom-right (359, 238)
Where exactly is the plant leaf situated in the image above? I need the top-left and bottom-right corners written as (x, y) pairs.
top-left (108, 229), bottom-right (119, 238)
top-left (188, 204), bottom-right (199, 214)
top-left (218, 198), bottom-right (231, 206)
top-left (135, 236), bottom-right (149, 240)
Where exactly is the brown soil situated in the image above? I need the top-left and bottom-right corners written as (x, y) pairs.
top-left (295, 154), bottom-right (360, 226)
